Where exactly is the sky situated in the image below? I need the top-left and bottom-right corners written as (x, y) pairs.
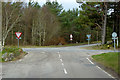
top-left (27, 0), bottom-right (80, 11)
top-left (4, 0), bottom-right (80, 11)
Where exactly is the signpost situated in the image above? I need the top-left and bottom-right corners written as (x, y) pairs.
top-left (117, 37), bottom-right (118, 47)
top-left (15, 32), bottom-right (22, 48)
top-left (87, 34), bottom-right (91, 45)
top-left (70, 34), bottom-right (73, 42)
top-left (112, 32), bottom-right (117, 51)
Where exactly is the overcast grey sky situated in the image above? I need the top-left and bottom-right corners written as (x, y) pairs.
top-left (4, 0), bottom-right (80, 11)
top-left (30, 0), bottom-right (80, 11)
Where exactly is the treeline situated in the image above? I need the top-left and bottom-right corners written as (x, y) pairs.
top-left (2, 1), bottom-right (120, 46)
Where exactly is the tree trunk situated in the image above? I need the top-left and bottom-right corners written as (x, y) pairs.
top-left (39, 32), bottom-right (42, 46)
top-left (43, 28), bottom-right (46, 46)
top-left (118, 16), bottom-right (120, 44)
top-left (0, 2), bottom-right (2, 51)
top-left (102, 3), bottom-right (107, 44)
top-left (32, 27), bottom-right (34, 45)
top-left (32, 20), bottom-right (35, 45)
top-left (24, 26), bottom-right (27, 45)
top-left (12, 30), bottom-right (14, 45)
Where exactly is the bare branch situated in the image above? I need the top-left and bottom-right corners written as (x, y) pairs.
top-left (95, 23), bottom-right (102, 30)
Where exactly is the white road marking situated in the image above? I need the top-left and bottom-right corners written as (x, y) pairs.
top-left (61, 63), bottom-right (64, 66)
top-left (63, 68), bottom-right (68, 74)
top-left (86, 58), bottom-right (115, 79)
top-left (96, 66), bottom-right (115, 79)
top-left (58, 53), bottom-right (68, 75)
top-left (60, 58), bottom-right (63, 62)
top-left (86, 58), bottom-right (94, 64)
top-left (42, 52), bottom-right (45, 53)
top-left (58, 54), bottom-right (61, 58)
top-left (88, 55), bottom-right (90, 56)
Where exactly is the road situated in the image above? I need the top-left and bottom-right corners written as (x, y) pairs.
top-left (2, 44), bottom-right (119, 79)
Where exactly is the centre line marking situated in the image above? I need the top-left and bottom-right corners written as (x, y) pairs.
top-left (86, 58), bottom-right (94, 64)
top-left (42, 52), bottom-right (45, 53)
top-left (60, 58), bottom-right (63, 62)
top-left (61, 63), bottom-right (64, 66)
top-left (63, 68), bottom-right (68, 74)
top-left (58, 53), bottom-right (68, 75)
top-left (58, 54), bottom-right (61, 58)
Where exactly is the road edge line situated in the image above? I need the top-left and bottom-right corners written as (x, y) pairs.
top-left (87, 57), bottom-right (116, 79)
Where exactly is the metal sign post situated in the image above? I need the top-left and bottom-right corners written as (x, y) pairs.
top-left (70, 34), bottom-right (73, 43)
top-left (114, 39), bottom-right (115, 50)
top-left (15, 32), bottom-right (22, 48)
top-left (112, 32), bottom-right (117, 51)
top-left (16, 37), bottom-right (21, 48)
top-left (117, 37), bottom-right (118, 47)
top-left (87, 34), bottom-right (91, 45)
top-left (18, 38), bottom-right (19, 48)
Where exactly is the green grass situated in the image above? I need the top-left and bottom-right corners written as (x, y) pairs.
top-left (83, 44), bottom-right (119, 50)
top-left (0, 51), bottom-right (2, 62)
top-left (0, 47), bottom-right (26, 62)
top-left (92, 52), bottom-right (119, 74)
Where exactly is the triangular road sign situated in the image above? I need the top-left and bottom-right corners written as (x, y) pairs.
top-left (15, 32), bottom-right (22, 39)
top-left (87, 34), bottom-right (91, 38)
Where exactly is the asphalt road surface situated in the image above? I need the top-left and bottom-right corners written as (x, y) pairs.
top-left (2, 44), bottom-right (119, 79)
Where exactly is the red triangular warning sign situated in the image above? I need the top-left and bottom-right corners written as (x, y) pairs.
top-left (15, 32), bottom-right (22, 39)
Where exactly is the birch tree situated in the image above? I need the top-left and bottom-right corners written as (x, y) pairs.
top-left (0, 2), bottom-right (2, 50)
top-left (2, 2), bottom-right (22, 46)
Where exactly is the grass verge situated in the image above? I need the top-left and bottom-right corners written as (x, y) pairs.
top-left (83, 44), bottom-right (120, 50)
top-left (0, 47), bottom-right (27, 62)
top-left (6, 41), bottom-right (100, 48)
top-left (92, 52), bottom-right (120, 76)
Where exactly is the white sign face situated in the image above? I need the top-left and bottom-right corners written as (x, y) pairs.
top-left (87, 34), bottom-right (91, 38)
top-left (15, 32), bottom-right (22, 39)
top-left (70, 38), bottom-right (73, 41)
top-left (70, 34), bottom-right (73, 38)
top-left (16, 33), bottom-right (21, 37)
top-left (112, 32), bottom-right (117, 38)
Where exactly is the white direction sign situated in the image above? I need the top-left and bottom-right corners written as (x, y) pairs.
top-left (112, 32), bottom-right (117, 38)
top-left (112, 32), bottom-right (118, 51)
top-left (15, 32), bottom-right (22, 39)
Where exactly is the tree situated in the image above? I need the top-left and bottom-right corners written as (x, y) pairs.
top-left (45, 1), bottom-right (63, 16)
top-left (101, 2), bottom-right (108, 44)
top-left (39, 6), bottom-right (61, 45)
top-left (2, 2), bottom-right (23, 46)
top-left (0, 2), bottom-right (2, 50)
